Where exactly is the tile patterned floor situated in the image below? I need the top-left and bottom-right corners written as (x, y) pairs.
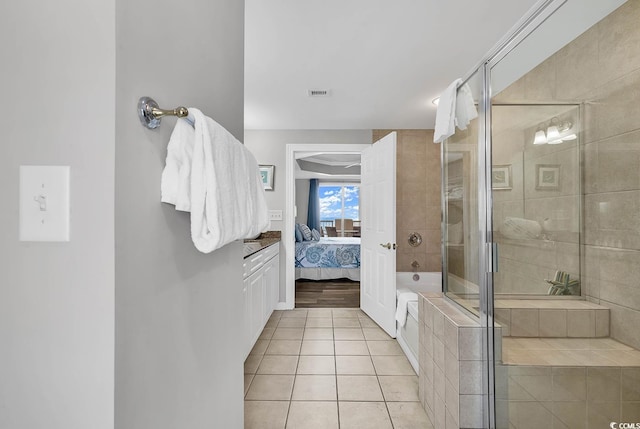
top-left (244, 308), bottom-right (434, 429)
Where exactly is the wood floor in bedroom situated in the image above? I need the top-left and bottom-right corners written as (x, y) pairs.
top-left (295, 279), bottom-right (360, 308)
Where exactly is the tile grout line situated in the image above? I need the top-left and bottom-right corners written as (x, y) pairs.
top-left (283, 313), bottom-right (307, 429)
top-left (332, 309), bottom-right (341, 429)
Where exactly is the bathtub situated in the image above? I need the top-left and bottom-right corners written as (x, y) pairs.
top-left (396, 272), bottom-right (442, 374)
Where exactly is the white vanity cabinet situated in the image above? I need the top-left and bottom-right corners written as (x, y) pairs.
top-left (242, 242), bottom-right (279, 359)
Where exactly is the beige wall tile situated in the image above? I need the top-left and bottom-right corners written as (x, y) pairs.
top-left (595, 310), bottom-right (610, 337)
top-left (597, 0), bottom-right (640, 84)
top-left (608, 302), bottom-right (640, 351)
top-left (552, 367), bottom-right (586, 401)
top-left (538, 309), bottom-right (567, 338)
top-left (459, 394), bottom-right (484, 428)
top-left (585, 191), bottom-right (640, 251)
top-left (621, 368), bottom-right (640, 401)
top-left (567, 310), bottom-right (596, 338)
top-left (555, 24), bottom-right (601, 100)
top-left (587, 367), bottom-right (621, 403)
top-left (511, 309), bottom-right (540, 337)
top-left (551, 401), bottom-right (587, 429)
top-left (587, 401), bottom-right (621, 429)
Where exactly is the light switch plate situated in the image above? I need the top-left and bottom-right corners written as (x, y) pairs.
top-left (269, 210), bottom-right (283, 221)
top-left (19, 166), bottom-right (70, 242)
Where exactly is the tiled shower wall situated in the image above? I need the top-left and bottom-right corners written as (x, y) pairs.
top-left (495, 0), bottom-right (640, 349)
top-left (373, 130), bottom-right (442, 272)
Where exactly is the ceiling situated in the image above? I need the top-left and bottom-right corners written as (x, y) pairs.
top-left (244, 0), bottom-right (540, 130)
top-left (295, 152), bottom-right (362, 180)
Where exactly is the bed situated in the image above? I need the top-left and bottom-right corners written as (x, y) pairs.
top-left (295, 237), bottom-right (361, 281)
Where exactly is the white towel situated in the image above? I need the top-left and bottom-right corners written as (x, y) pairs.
top-left (433, 78), bottom-right (461, 143)
top-left (161, 108), bottom-right (269, 253)
top-left (455, 83), bottom-right (478, 130)
top-left (395, 291), bottom-right (418, 328)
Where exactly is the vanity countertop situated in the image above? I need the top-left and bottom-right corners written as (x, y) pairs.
top-left (243, 231), bottom-right (281, 258)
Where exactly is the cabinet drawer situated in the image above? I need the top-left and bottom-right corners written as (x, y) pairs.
top-left (262, 243), bottom-right (279, 261)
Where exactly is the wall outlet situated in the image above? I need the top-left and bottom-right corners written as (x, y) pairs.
top-left (269, 210), bottom-right (283, 221)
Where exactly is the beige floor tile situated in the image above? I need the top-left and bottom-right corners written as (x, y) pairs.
top-left (286, 401), bottom-right (339, 429)
top-left (297, 355), bottom-right (336, 375)
top-left (281, 309), bottom-right (308, 318)
top-left (378, 376), bottom-right (419, 401)
top-left (245, 375), bottom-right (295, 400)
top-left (244, 374), bottom-right (254, 396)
top-left (300, 340), bottom-right (334, 356)
top-left (387, 401), bottom-right (434, 429)
top-left (259, 327), bottom-right (276, 340)
top-left (333, 318), bottom-right (361, 328)
top-left (265, 340), bottom-right (302, 356)
top-left (244, 400), bottom-right (289, 429)
top-left (265, 319), bottom-right (279, 329)
top-left (257, 355), bottom-right (299, 375)
top-left (303, 328), bottom-right (334, 340)
top-left (339, 401), bottom-right (393, 429)
top-left (334, 328), bottom-right (365, 341)
top-left (372, 355), bottom-right (416, 376)
top-left (336, 355), bottom-right (376, 375)
top-left (363, 327), bottom-right (393, 341)
top-left (291, 375), bottom-right (337, 400)
top-left (333, 309), bottom-right (360, 318)
top-left (359, 318), bottom-right (380, 328)
top-left (367, 340), bottom-right (403, 355)
top-left (306, 309), bottom-right (333, 318)
top-left (305, 317), bottom-right (333, 328)
top-left (250, 339), bottom-right (270, 356)
top-left (244, 354), bottom-right (263, 374)
top-left (335, 340), bottom-right (369, 356)
top-left (278, 318), bottom-right (307, 328)
top-left (337, 375), bottom-right (384, 401)
top-left (272, 328), bottom-right (304, 340)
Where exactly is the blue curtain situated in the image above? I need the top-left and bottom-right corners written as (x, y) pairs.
top-left (307, 179), bottom-right (320, 231)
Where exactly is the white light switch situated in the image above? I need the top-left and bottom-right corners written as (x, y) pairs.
top-left (269, 210), bottom-right (283, 221)
top-left (19, 166), bottom-right (70, 242)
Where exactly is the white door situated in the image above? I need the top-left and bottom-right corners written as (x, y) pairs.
top-left (360, 132), bottom-right (397, 337)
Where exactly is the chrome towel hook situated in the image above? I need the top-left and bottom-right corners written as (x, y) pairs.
top-left (138, 96), bottom-right (189, 129)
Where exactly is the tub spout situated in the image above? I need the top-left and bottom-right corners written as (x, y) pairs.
top-left (411, 261), bottom-right (420, 272)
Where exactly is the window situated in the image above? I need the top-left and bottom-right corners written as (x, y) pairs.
top-left (319, 184), bottom-right (359, 233)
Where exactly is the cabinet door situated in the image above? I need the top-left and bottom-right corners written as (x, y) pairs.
top-left (243, 277), bottom-right (251, 359)
top-left (249, 270), bottom-right (264, 346)
top-left (262, 255), bottom-right (279, 325)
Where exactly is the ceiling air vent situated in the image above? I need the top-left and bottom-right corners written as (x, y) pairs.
top-left (308, 89), bottom-right (331, 97)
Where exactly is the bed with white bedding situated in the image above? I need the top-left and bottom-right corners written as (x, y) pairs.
top-left (294, 237), bottom-right (361, 281)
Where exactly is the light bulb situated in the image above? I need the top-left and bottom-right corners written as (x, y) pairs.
top-left (533, 130), bottom-right (547, 145)
top-left (546, 125), bottom-right (560, 140)
top-left (563, 133), bottom-right (577, 140)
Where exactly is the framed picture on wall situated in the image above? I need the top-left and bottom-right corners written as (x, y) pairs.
top-left (492, 165), bottom-right (512, 190)
top-left (536, 164), bottom-right (560, 190)
top-left (259, 165), bottom-right (275, 191)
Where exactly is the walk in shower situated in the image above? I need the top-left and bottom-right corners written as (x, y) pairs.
top-left (441, 0), bottom-right (640, 427)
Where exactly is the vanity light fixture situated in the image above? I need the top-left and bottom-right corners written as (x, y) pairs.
top-left (533, 124), bottom-right (547, 145)
top-left (533, 118), bottom-right (576, 145)
top-left (546, 117), bottom-right (561, 141)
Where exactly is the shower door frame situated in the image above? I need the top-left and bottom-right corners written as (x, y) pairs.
top-left (440, 1), bottom-right (570, 427)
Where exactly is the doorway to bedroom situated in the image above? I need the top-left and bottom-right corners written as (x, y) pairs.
top-left (285, 144), bottom-right (370, 309)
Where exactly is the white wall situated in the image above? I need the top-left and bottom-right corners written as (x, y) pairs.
top-left (115, 1), bottom-right (245, 428)
top-left (245, 130), bottom-right (371, 301)
top-left (0, 1), bottom-right (115, 428)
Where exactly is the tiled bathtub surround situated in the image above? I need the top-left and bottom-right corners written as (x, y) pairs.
top-left (419, 292), bottom-right (488, 429)
top-left (373, 130), bottom-right (442, 273)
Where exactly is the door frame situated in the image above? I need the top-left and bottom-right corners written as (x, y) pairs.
top-left (282, 143), bottom-right (371, 309)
